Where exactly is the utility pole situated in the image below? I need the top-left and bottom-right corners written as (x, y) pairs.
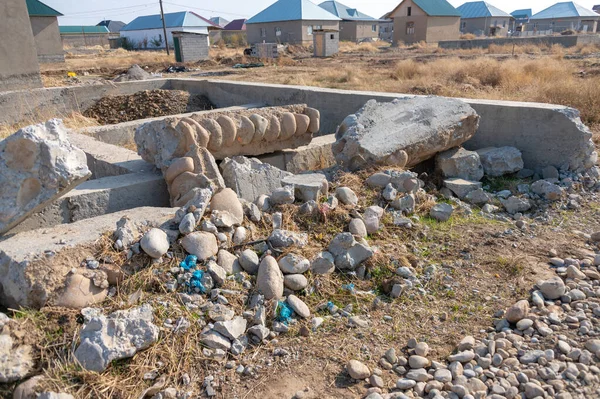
top-left (159, 0), bottom-right (170, 55)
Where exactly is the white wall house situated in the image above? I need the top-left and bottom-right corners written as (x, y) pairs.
top-left (120, 11), bottom-right (219, 49)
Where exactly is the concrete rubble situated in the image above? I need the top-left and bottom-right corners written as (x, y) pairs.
top-left (2, 92), bottom-right (600, 397)
top-left (74, 304), bottom-right (159, 372)
top-left (332, 97), bottom-right (479, 170)
top-left (0, 119), bottom-right (91, 234)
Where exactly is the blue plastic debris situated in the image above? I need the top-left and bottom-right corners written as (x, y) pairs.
top-left (276, 301), bottom-right (293, 324)
top-left (326, 301), bottom-right (336, 312)
top-left (342, 283), bottom-right (356, 293)
top-left (180, 255), bottom-right (198, 271)
top-left (189, 269), bottom-right (206, 293)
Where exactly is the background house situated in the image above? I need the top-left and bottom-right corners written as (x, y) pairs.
top-left (528, 2), bottom-right (599, 33)
top-left (210, 17), bottom-right (230, 28)
top-left (511, 8), bottom-right (532, 33)
top-left (26, 0), bottom-right (64, 63)
top-left (456, 1), bottom-right (512, 36)
top-left (210, 19), bottom-right (247, 45)
top-left (318, 1), bottom-right (378, 42)
top-left (390, 0), bottom-right (461, 45)
top-left (59, 26), bottom-right (110, 47)
top-left (120, 11), bottom-right (221, 49)
top-left (379, 12), bottom-right (394, 41)
top-left (246, 0), bottom-right (341, 45)
top-left (97, 20), bottom-right (126, 38)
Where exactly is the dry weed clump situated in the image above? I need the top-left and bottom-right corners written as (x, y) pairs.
top-left (339, 41), bottom-right (385, 54)
top-left (0, 112), bottom-right (99, 140)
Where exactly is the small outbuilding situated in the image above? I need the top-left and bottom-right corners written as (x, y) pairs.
top-left (456, 1), bottom-right (512, 36)
top-left (318, 1), bottom-right (378, 42)
top-left (246, 0), bottom-right (341, 45)
top-left (26, 0), bottom-right (64, 63)
top-left (172, 31), bottom-right (210, 62)
top-left (313, 29), bottom-right (339, 56)
top-left (511, 9), bottom-right (532, 33)
top-left (121, 11), bottom-right (221, 49)
top-left (528, 2), bottom-right (599, 33)
top-left (390, 0), bottom-right (461, 45)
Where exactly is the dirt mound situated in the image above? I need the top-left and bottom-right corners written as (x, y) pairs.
top-left (83, 90), bottom-right (214, 125)
top-left (113, 64), bottom-right (152, 82)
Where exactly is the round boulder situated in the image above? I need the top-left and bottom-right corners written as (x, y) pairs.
top-left (140, 228), bottom-right (169, 258)
top-left (181, 232), bottom-right (218, 261)
top-left (256, 256), bottom-right (284, 299)
top-left (210, 188), bottom-right (244, 225)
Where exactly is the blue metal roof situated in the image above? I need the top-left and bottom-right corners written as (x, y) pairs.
top-left (409, 0), bottom-right (462, 17)
top-left (60, 26), bottom-right (110, 34)
top-left (318, 1), bottom-right (374, 20)
top-left (457, 1), bottom-right (511, 18)
top-left (247, 0), bottom-right (341, 24)
top-left (122, 11), bottom-right (218, 31)
top-left (531, 2), bottom-right (599, 19)
top-left (511, 9), bottom-right (532, 18)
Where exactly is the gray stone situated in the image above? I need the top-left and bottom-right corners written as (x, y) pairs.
top-left (349, 218), bottom-right (368, 238)
top-left (333, 97), bottom-right (479, 170)
top-left (0, 335), bottom-right (33, 383)
top-left (542, 165), bottom-right (559, 179)
top-left (477, 147), bottom-right (524, 177)
top-left (328, 232), bottom-right (374, 271)
top-left (74, 304), bottom-right (159, 372)
top-left (366, 172), bottom-right (392, 188)
top-left (500, 197), bottom-right (531, 214)
top-left (531, 180), bottom-right (563, 201)
top-left (447, 350), bottom-right (475, 363)
top-left (382, 183), bottom-right (398, 201)
top-left (214, 316), bottom-right (247, 340)
top-left (270, 186), bottom-right (295, 205)
top-left (538, 276), bottom-right (565, 300)
top-left (140, 228), bottom-right (170, 259)
top-left (524, 382), bottom-right (545, 399)
top-left (232, 226), bottom-right (247, 245)
top-left (181, 232), bottom-right (218, 261)
top-left (284, 274), bottom-right (308, 291)
top-left (408, 355), bottom-right (430, 369)
top-left (436, 147), bottom-right (484, 181)
top-left (220, 156), bottom-right (291, 202)
top-left (256, 256), bottom-right (284, 300)
top-left (287, 294), bottom-right (310, 318)
top-left (444, 178), bottom-right (482, 199)
top-left (239, 249), bottom-right (260, 275)
top-left (200, 330), bottom-right (231, 351)
top-left (391, 194), bottom-right (416, 214)
top-left (217, 250), bottom-right (240, 274)
top-left (281, 173), bottom-right (329, 202)
top-left (207, 262), bottom-right (227, 286)
top-left (210, 188), bottom-right (244, 226)
top-left (465, 188), bottom-right (491, 205)
top-left (311, 251), bottom-right (336, 274)
top-left (268, 229), bottom-right (308, 248)
top-left (278, 254), bottom-right (310, 274)
top-left (347, 359), bottom-right (371, 379)
top-left (178, 213), bottom-right (196, 235)
top-left (406, 368), bottom-right (430, 382)
top-left (0, 120), bottom-right (91, 234)
top-left (335, 187), bottom-right (358, 206)
top-left (430, 203), bottom-right (454, 222)
top-left (506, 300), bottom-right (529, 323)
top-left (396, 378), bottom-right (417, 389)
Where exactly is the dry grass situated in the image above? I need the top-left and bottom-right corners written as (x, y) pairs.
top-left (41, 48), bottom-right (174, 72)
top-left (0, 112), bottom-right (99, 140)
top-left (339, 41), bottom-right (388, 53)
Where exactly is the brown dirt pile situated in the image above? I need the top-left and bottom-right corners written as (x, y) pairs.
top-left (83, 89), bottom-right (214, 125)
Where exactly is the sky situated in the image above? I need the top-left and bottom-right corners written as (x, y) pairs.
top-left (44, 0), bottom-right (600, 25)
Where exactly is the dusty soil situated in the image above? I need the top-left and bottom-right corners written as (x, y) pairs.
top-left (83, 90), bottom-right (214, 125)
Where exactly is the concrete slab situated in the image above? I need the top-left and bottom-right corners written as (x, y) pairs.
top-left (77, 104), bottom-right (265, 147)
top-left (0, 207), bottom-right (177, 308)
top-left (258, 134), bottom-right (336, 173)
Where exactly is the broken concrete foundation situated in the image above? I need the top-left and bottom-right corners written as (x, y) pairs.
top-left (0, 78), bottom-right (594, 172)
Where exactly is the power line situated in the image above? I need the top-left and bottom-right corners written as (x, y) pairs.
top-left (63, 3), bottom-right (156, 16)
top-left (162, 1), bottom-right (249, 18)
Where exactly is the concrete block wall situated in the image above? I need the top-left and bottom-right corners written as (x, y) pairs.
top-left (439, 34), bottom-right (600, 49)
top-left (178, 34), bottom-right (209, 62)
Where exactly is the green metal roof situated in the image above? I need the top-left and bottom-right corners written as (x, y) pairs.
top-left (59, 26), bottom-right (110, 34)
top-left (26, 0), bottom-right (63, 17)
top-left (412, 0), bottom-right (462, 17)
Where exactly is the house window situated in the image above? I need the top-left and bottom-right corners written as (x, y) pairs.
top-left (260, 28), bottom-right (266, 37)
top-left (462, 22), bottom-right (466, 29)
top-left (307, 25), bottom-right (313, 35)
top-left (406, 22), bottom-right (415, 35)
top-left (330, 34), bottom-right (335, 39)
top-left (372, 24), bottom-right (377, 32)
top-left (407, 6), bottom-right (412, 16)
top-left (275, 27), bottom-right (281, 36)
top-left (503, 20), bottom-right (506, 28)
